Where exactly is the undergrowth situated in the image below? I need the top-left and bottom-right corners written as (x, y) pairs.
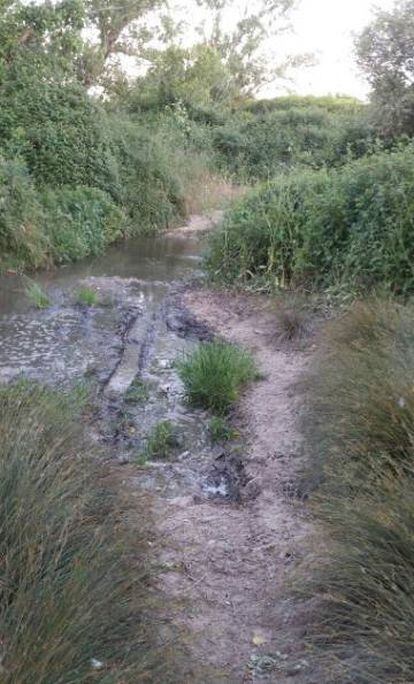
top-left (0, 381), bottom-right (162, 682)
top-left (298, 299), bottom-right (414, 682)
top-left (207, 143), bottom-right (414, 296)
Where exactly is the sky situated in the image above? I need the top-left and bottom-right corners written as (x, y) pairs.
top-left (275, 0), bottom-right (395, 99)
top-left (117, 0), bottom-right (397, 100)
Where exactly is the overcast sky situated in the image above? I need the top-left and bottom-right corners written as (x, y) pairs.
top-left (277, 0), bottom-right (395, 98)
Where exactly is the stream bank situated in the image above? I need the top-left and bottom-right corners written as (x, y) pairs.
top-left (0, 213), bottom-right (317, 682)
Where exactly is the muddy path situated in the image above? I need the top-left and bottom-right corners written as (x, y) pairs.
top-left (152, 289), bottom-right (317, 683)
top-left (0, 213), bottom-right (317, 682)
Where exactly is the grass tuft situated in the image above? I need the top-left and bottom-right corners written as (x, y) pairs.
top-left (76, 286), bottom-right (99, 306)
top-left (125, 378), bottom-right (151, 404)
top-left (274, 295), bottom-right (311, 344)
top-left (140, 419), bottom-right (179, 462)
top-left (209, 416), bottom-right (237, 444)
top-left (23, 278), bottom-right (51, 309)
top-left (177, 341), bottom-right (257, 415)
top-left (0, 381), bottom-right (161, 682)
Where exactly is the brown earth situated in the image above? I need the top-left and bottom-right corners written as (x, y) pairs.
top-left (152, 289), bottom-right (318, 682)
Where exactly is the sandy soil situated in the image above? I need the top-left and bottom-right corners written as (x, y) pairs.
top-left (154, 289), bottom-right (317, 682)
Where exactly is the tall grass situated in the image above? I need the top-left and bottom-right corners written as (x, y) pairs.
top-left (299, 300), bottom-right (414, 682)
top-left (0, 381), bottom-right (160, 682)
top-left (177, 341), bottom-right (257, 415)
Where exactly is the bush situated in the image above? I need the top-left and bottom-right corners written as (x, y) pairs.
top-left (0, 381), bottom-right (159, 682)
top-left (0, 156), bottom-right (49, 270)
top-left (214, 102), bottom-right (374, 179)
top-left (298, 300), bottom-right (414, 682)
top-left (41, 186), bottom-right (124, 262)
top-left (177, 341), bottom-right (257, 415)
top-left (207, 144), bottom-right (414, 295)
top-left (0, 67), bottom-right (120, 198)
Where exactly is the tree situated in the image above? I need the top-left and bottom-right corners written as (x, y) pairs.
top-left (194, 0), bottom-right (297, 94)
top-left (356, 0), bottom-right (414, 136)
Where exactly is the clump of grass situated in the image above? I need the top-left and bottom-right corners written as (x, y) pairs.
top-left (23, 277), bottom-right (51, 309)
top-left (274, 295), bottom-right (311, 344)
top-left (76, 286), bottom-right (99, 306)
top-left (0, 381), bottom-right (160, 681)
top-left (298, 299), bottom-right (414, 682)
top-left (140, 419), bottom-right (179, 462)
top-left (125, 378), bottom-right (150, 404)
top-left (209, 416), bottom-right (237, 444)
top-left (177, 341), bottom-right (257, 415)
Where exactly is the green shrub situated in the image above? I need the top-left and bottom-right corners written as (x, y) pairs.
top-left (0, 156), bottom-right (48, 270)
top-left (41, 186), bottom-right (124, 262)
top-left (0, 381), bottom-right (158, 682)
top-left (0, 67), bottom-right (120, 198)
top-left (214, 103), bottom-right (374, 179)
top-left (207, 144), bottom-right (414, 295)
top-left (297, 300), bottom-right (414, 681)
top-left (177, 341), bottom-right (257, 415)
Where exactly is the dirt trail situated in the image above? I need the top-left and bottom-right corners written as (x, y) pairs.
top-left (154, 289), bottom-right (316, 682)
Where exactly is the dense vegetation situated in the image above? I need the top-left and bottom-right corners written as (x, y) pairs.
top-left (207, 143), bottom-right (414, 295)
top-left (0, 382), bottom-right (159, 682)
top-left (300, 301), bottom-right (414, 682)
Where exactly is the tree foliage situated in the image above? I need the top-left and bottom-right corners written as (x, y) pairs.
top-left (357, 0), bottom-right (414, 135)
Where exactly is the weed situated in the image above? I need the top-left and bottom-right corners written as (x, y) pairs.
top-left (125, 378), bottom-right (151, 404)
top-left (23, 277), bottom-right (51, 309)
top-left (209, 416), bottom-right (237, 443)
top-left (76, 286), bottom-right (99, 306)
top-left (140, 420), bottom-right (179, 461)
top-left (177, 341), bottom-right (257, 415)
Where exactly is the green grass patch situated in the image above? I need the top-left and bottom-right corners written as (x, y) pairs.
top-left (125, 378), bottom-right (151, 404)
top-left (23, 277), bottom-right (51, 309)
top-left (207, 144), bottom-right (414, 296)
top-left (177, 341), bottom-right (257, 415)
top-left (76, 286), bottom-right (99, 306)
top-left (140, 419), bottom-right (179, 462)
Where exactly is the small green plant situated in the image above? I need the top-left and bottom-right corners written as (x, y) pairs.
top-left (76, 286), bottom-right (99, 306)
top-left (125, 378), bottom-right (150, 404)
top-left (209, 416), bottom-right (237, 443)
top-left (23, 278), bottom-right (51, 309)
top-left (177, 341), bottom-right (257, 415)
top-left (140, 420), bottom-right (178, 461)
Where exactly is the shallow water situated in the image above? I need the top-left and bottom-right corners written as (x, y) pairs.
top-left (0, 233), bottom-right (202, 382)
